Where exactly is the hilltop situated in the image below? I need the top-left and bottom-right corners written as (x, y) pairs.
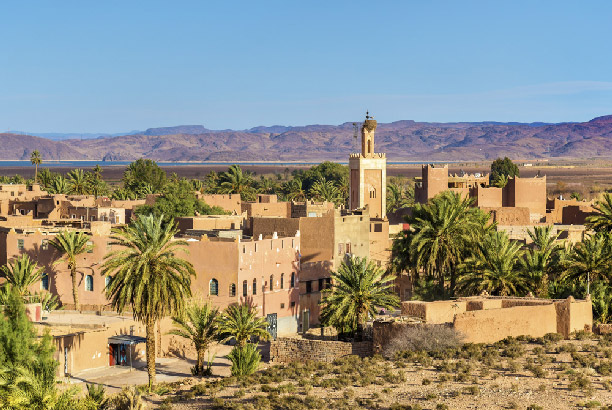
top-left (2, 115), bottom-right (612, 161)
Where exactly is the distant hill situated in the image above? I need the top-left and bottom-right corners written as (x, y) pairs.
top-left (2, 116), bottom-right (612, 161)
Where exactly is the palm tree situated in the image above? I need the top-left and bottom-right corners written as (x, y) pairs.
top-left (284, 178), bottom-right (307, 201)
top-left (102, 214), bottom-right (194, 389)
top-left (457, 231), bottom-right (526, 296)
top-left (587, 193), bottom-right (612, 233)
top-left (562, 232), bottom-right (612, 294)
top-left (217, 303), bottom-right (270, 348)
top-left (386, 182), bottom-right (412, 214)
top-left (520, 226), bottom-right (562, 297)
top-left (169, 300), bottom-right (219, 376)
top-left (0, 255), bottom-right (44, 298)
top-left (309, 177), bottom-right (342, 205)
top-left (320, 255), bottom-right (399, 338)
top-left (204, 171), bottom-right (219, 193)
top-left (191, 179), bottom-right (204, 193)
top-left (67, 169), bottom-right (88, 195)
top-left (49, 230), bottom-right (92, 311)
top-left (48, 175), bottom-right (71, 195)
top-left (30, 150), bottom-right (42, 184)
top-left (218, 165), bottom-right (254, 200)
top-left (406, 191), bottom-right (491, 295)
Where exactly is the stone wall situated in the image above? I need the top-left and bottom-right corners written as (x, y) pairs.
top-left (269, 337), bottom-right (372, 364)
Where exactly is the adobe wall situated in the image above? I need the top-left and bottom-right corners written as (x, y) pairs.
top-left (201, 194), bottom-right (242, 214)
top-left (333, 211), bottom-right (370, 270)
top-left (269, 337), bottom-right (372, 363)
top-left (472, 187), bottom-right (502, 208)
top-left (251, 217), bottom-right (300, 239)
top-left (176, 214), bottom-right (244, 234)
top-left (241, 201), bottom-right (291, 218)
top-left (504, 176), bottom-right (547, 220)
top-left (453, 304), bottom-right (558, 343)
top-left (291, 201), bottom-right (334, 218)
top-left (401, 300), bottom-right (467, 324)
top-left (562, 205), bottom-right (595, 225)
top-left (481, 207), bottom-right (530, 226)
top-left (369, 219), bottom-right (391, 268)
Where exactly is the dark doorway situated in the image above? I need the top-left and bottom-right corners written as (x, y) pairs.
top-left (266, 313), bottom-right (277, 340)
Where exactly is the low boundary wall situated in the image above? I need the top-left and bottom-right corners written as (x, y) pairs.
top-left (269, 337), bottom-right (372, 363)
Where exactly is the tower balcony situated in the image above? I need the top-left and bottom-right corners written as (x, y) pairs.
top-left (349, 153), bottom-right (386, 159)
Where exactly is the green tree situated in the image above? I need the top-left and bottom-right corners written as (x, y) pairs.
top-left (309, 177), bottom-right (342, 205)
top-left (520, 226), bottom-right (562, 297)
top-left (0, 255), bottom-right (44, 298)
top-left (298, 161), bottom-right (349, 193)
top-left (48, 175), bottom-right (71, 195)
top-left (67, 169), bottom-right (88, 195)
top-left (122, 159), bottom-right (167, 195)
top-left (30, 150), bottom-right (42, 184)
top-left (169, 300), bottom-right (219, 376)
top-left (135, 179), bottom-right (227, 225)
top-left (217, 303), bottom-right (270, 348)
top-left (402, 191), bottom-right (491, 296)
top-left (49, 230), bottom-right (93, 311)
top-left (457, 231), bottom-right (526, 296)
top-left (218, 165), bottom-right (255, 200)
top-left (586, 193), bottom-right (612, 233)
top-left (386, 180), bottom-right (414, 214)
top-left (37, 168), bottom-right (58, 190)
top-left (490, 157), bottom-right (519, 185)
top-left (102, 214), bottom-right (194, 389)
top-left (283, 178), bottom-right (307, 201)
top-left (562, 233), bottom-right (612, 294)
top-left (228, 343), bottom-right (261, 378)
top-left (320, 255), bottom-right (399, 338)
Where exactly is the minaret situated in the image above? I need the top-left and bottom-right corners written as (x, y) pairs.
top-left (349, 112), bottom-right (387, 219)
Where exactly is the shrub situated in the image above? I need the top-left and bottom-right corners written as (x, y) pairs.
top-left (502, 344), bottom-right (525, 358)
top-left (526, 405), bottom-right (543, 410)
top-left (436, 404), bottom-right (449, 410)
top-left (229, 344), bottom-right (261, 377)
top-left (422, 378), bottom-right (431, 385)
top-left (525, 364), bottom-right (547, 378)
top-left (383, 325), bottom-right (463, 357)
top-left (573, 330), bottom-right (593, 340)
top-left (111, 386), bottom-right (146, 410)
top-left (543, 333), bottom-right (564, 343)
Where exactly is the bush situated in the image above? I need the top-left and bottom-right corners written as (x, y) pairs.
top-left (229, 344), bottom-right (261, 378)
top-left (383, 325), bottom-right (463, 357)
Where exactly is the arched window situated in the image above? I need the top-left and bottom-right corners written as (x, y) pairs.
top-left (280, 273), bottom-right (284, 289)
top-left (367, 139), bottom-right (371, 153)
top-left (41, 273), bottom-right (49, 291)
top-left (85, 275), bottom-right (94, 292)
top-left (290, 272), bottom-right (295, 288)
top-left (242, 280), bottom-right (248, 297)
top-left (209, 279), bottom-right (218, 296)
top-left (105, 275), bottom-right (112, 289)
top-left (229, 283), bottom-right (236, 297)
top-left (269, 275), bottom-right (274, 291)
top-left (252, 278), bottom-right (257, 295)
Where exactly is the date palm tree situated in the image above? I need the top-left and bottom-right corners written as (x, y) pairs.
top-left (457, 231), bottom-right (526, 296)
top-left (406, 191), bottom-right (491, 296)
top-left (67, 169), bottom-right (88, 195)
top-left (309, 177), bottom-right (342, 205)
top-left (50, 230), bottom-right (92, 311)
top-left (587, 193), bottom-right (612, 233)
top-left (102, 214), bottom-right (194, 390)
top-left (284, 178), bottom-right (307, 201)
top-left (169, 300), bottom-right (219, 376)
top-left (30, 150), bottom-right (42, 184)
top-left (520, 225), bottom-right (562, 297)
top-left (320, 255), bottom-right (399, 339)
top-left (218, 165), bottom-right (254, 200)
top-left (0, 255), bottom-right (44, 298)
top-left (562, 232), bottom-right (612, 295)
top-left (217, 302), bottom-right (270, 348)
top-left (48, 175), bottom-right (71, 195)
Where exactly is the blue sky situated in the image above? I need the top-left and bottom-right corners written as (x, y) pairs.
top-left (1, 0), bottom-right (611, 133)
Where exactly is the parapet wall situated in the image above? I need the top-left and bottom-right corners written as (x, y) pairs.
top-left (399, 296), bottom-right (592, 344)
top-left (269, 337), bottom-right (372, 363)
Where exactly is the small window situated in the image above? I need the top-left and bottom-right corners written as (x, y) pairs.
top-left (87, 241), bottom-right (94, 253)
top-left (252, 278), bottom-right (257, 295)
top-left (255, 243), bottom-right (258, 252)
top-left (281, 240), bottom-right (284, 249)
top-left (209, 279), bottom-right (219, 296)
top-left (242, 280), bottom-right (248, 297)
top-left (229, 283), bottom-right (236, 297)
top-left (280, 273), bottom-right (284, 289)
top-left (17, 239), bottom-right (24, 251)
top-left (105, 275), bottom-right (112, 289)
top-left (291, 301), bottom-right (296, 308)
top-left (85, 275), bottom-right (94, 291)
top-left (280, 303), bottom-right (285, 309)
top-left (41, 273), bottom-right (49, 291)
top-left (269, 275), bottom-right (274, 291)
top-left (346, 243), bottom-right (351, 254)
top-left (318, 278), bottom-right (324, 292)
top-left (306, 281), bottom-right (312, 293)
top-left (71, 214), bottom-right (76, 219)
top-left (243, 246), bottom-right (246, 254)
top-left (41, 239), bottom-right (48, 250)
top-left (290, 272), bottom-right (295, 288)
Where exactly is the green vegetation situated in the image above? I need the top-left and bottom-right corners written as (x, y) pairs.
top-left (49, 230), bottom-right (93, 311)
top-left (29, 150), bottom-right (41, 184)
top-left (490, 156), bottom-right (519, 186)
top-left (320, 255), bottom-right (399, 338)
top-left (170, 300), bottom-right (220, 376)
top-left (102, 213), bottom-right (195, 390)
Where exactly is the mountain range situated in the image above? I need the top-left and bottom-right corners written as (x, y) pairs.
top-left (2, 115), bottom-right (612, 162)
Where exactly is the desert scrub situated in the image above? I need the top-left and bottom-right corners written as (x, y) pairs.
top-left (568, 373), bottom-right (593, 394)
top-left (571, 352), bottom-right (597, 368)
top-left (597, 360), bottom-right (612, 375)
top-left (502, 344), bottom-right (525, 358)
top-left (525, 363), bottom-right (547, 378)
top-left (556, 343), bottom-right (577, 353)
top-left (462, 385), bottom-right (479, 395)
top-left (572, 330), bottom-right (593, 340)
top-left (383, 325), bottom-right (463, 357)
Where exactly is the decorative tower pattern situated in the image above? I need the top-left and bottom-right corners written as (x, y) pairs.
top-left (349, 112), bottom-right (387, 219)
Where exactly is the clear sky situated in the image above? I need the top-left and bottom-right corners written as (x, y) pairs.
top-left (1, 0), bottom-right (612, 133)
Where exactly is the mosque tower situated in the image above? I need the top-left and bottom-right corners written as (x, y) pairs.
top-left (348, 112), bottom-right (387, 219)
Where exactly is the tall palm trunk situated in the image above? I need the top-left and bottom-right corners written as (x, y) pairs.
top-left (35, 164), bottom-right (39, 184)
top-left (146, 318), bottom-right (156, 390)
top-left (70, 264), bottom-right (80, 311)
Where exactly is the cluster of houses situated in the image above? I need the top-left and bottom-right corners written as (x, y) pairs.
top-left (0, 114), bottom-right (599, 376)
